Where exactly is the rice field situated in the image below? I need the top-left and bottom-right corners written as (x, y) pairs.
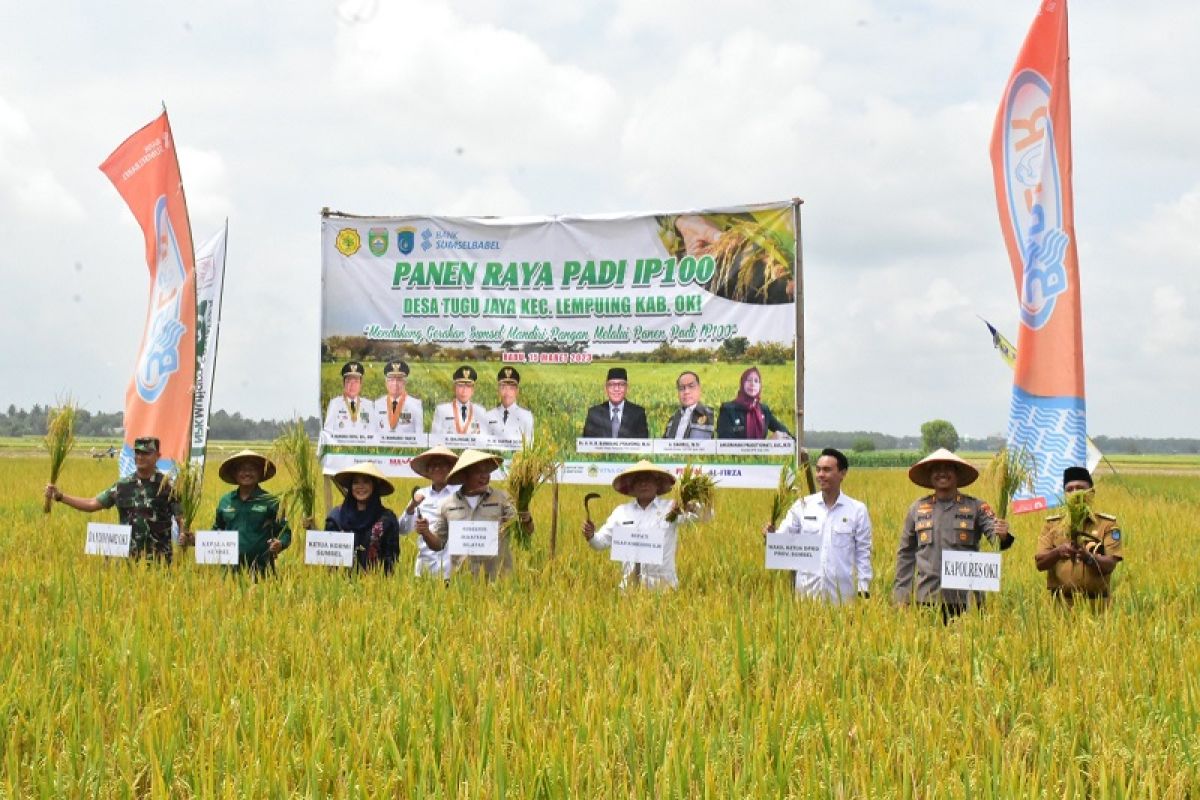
top-left (3, 454), bottom-right (1199, 797)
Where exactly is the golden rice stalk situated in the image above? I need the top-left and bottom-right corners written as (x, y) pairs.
top-left (984, 446), bottom-right (1035, 520)
top-left (665, 463), bottom-right (716, 522)
top-left (43, 399), bottom-right (78, 513)
top-left (706, 220), bottom-right (793, 303)
top-left (769, 461), bottom-right (802, 528)
top-left (169, 460), bottom-right (205, 535)
top-left (503, 432), bottom-right (561, 549)
top-left (1060, 489), bottom-right (1093, 543)
top-left (272, 420), bottom-right (319, 529)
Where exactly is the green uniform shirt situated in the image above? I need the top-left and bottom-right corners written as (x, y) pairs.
top-left (95, 471), bottom-right (180, 560)
top-left (213, 488), bottom-right (291, 565)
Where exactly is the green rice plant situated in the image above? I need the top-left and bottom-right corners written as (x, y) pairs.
top-left (272, 420), bottom-right (319, 528)
top-left (984, 445), bottom-right (1036, 519)
top-left (1059, 488), bottom-right (1094, 544)
top-left (503, 431), bottom-right (561, 548)
top-left (42, 399), bottom-right (78, 513)
top-left (169, 460), bottom-right (205, 538)
top-left (768, 461), bottom-right (802, 528)
top-left (665, 463), bottom-right (716, 522)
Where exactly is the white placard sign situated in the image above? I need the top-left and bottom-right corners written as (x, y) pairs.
top-left (305, 530), bottom-right (355, 567)
top-left (764, 531), bottom-right (822, 572)
top-left (610, 523), bottom-right (666, 566)
top-left (941, 551), bottom-right (1002, 592)
top-left (449, 520), bottom-right (499, 557)
top-left (85, 523), bottom-right (132, 558)
top-left (194, 530), bottom-right (240, 565)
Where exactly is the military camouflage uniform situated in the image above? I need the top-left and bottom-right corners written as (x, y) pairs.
top-left (95, 472), bottom-right (180, 562)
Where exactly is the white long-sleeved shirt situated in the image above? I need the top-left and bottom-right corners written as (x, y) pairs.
top-left (777, 491), bottom-right (872, 604)
top-left (588, 496), bottom-right (699, 591)
top-left (397, 483), bottom-right (458, 578)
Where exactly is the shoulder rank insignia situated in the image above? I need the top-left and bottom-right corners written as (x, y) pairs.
top-left (1097, 512), bottom-right (1117, 521)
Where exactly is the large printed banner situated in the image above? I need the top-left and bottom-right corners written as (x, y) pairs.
top-left (99, 111), bottom-right (197, 475)
top-left (320, 202), bottom-right (801, 488)
top-left (990, 0), bottom-right (1086, 512)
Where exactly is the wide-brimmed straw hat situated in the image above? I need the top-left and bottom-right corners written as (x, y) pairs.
top-left (908, 448), bottom-right (979, 489)
top-left (218, 450), bottom-right (277, 484)
top-left (410, 446), bottom-right (458, 479)
top-left (333, 462), bottom-right (395, 496)
top-left (612, 460), bottom-right (676, 496)
top-left (446, 449), bottom-right (503, 485)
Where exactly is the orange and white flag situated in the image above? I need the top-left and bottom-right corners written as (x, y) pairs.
top-left (99, 111), bottom-right (196, 474)
top-left (990, 0), bottom-right (1086, 512)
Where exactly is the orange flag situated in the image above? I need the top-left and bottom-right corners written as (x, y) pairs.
top-left (990, 0), bottom-right (1086, 512)
top-left (99, 111), bottom-right (196, 473)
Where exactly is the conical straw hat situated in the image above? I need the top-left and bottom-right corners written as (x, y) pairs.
top-left (908, 448), bottom-right (979, 489)
top-left (218, 450), bottom-right (277, 484)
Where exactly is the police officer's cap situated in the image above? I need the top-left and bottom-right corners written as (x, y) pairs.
top-left (1062, 466), bottom-right (1093, 488)
top-left (453, 365), bottom-right (478, 384)
top-left (341, 361), bottom-right (365, 379)
top-left (133, 436), bottom-right (160, 454)
top-left (497, 366), bottom-right (521, 385)
top-left (384, 360), bottom-right (410, 378)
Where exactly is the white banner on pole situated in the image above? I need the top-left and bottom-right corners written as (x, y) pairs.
top-left (190, 223), bottom-right (228, 468)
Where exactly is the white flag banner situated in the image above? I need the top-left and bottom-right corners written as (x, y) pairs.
top-left (190, 223), bottom-right (228, 468)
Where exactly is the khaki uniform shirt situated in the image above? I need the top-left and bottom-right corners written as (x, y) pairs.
top-left (893, 493), bottom-right (1007, 606)
top-left (1037, 512), bottom-right (1122, 596)
top-left (431, 486), bottom-right (522, 580)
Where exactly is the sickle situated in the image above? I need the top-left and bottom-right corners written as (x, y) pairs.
top-left (583, 493), bottom-right (601, 523)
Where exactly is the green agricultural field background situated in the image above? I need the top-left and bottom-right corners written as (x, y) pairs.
top-left (320, 361), bottom-right (796, 461)
top-left (4, 452), bottom-right (1200, 796)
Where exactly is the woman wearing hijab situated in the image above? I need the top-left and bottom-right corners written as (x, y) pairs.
top-left (325, 462), bottom-right (401, 574)
top-left (716, 366), bottom-right (792, 439)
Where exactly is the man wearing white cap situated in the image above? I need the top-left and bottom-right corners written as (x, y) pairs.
top-left (581, 460), bottom-right (704, 591)
top-left (893, 448), bottom-right (1012, 621)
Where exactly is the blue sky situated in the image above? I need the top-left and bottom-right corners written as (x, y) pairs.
top-left (1, 0), bottom-right (1195, 436)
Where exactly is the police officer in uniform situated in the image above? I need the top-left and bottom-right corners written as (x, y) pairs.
top-left (486, 367), bottom-right (534, 442)
top-left (431, 366), bottom-right (489, 436)
top-left (44, 436), bottom-right (183, 562)
top-left (375, 359), bottom-right (424, 435)
top-left (893, 448), bottom-right (1012, 622)
top-left (1034, 466), bottom-right (1123, 606)
top-left (324, 361), bottom-right (375, 439)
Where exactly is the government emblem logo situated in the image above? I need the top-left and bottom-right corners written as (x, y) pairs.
top-left (368, 228), bottom-right (389, 256)
top-left (335, 228), bottom-right (361, 256)
top-left (397, 226), bottom-right (416, 255)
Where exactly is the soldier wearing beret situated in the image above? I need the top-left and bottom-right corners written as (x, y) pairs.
top-left (430, 365), bottom-right (489, 436)
top-left (323, 361), bottom-right (375, 440)
top-left (1034, 467), bottom-right (1123, 605)
top-left (893, 449), bottom-right (1012, 622)
top-left (374, 359), bottom-right (424, 436)
top-left (486, 366), bottom-right (534, 442)
top-left (581, 366), bottom-right (649, 439)
top-left (44, 436), bottom-right (184, 562)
